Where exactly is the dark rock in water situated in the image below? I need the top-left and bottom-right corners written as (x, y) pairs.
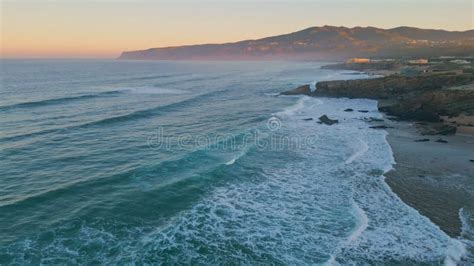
top-left (387, 117), bottom-right (400, 121)
top-left (344, 108), bottom-right (354, 112)
top-left (370, 125), bottom-right (394, 129)
top-left (470, 160), bottom-right (474, 162)
top-left (367, 117), bottom-right (384, 122)
top-left (414, 139), bottom-right (430, 142)
top-left (280, 85), bottom-right (311, 96)
top-left (435, 139), bottom-right (448, 143)
top-left (318, 115), bottom-right (338, 125)
top-left (303, 118), bottom-right (313, 121)
top-left (358, 110), bottom-right (369, 113)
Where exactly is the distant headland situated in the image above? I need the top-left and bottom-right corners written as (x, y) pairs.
top-left (118, 26), bottom-right (474, 61)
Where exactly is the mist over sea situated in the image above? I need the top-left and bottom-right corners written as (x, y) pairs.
top-left (0, 60), bottom-right (471, 264)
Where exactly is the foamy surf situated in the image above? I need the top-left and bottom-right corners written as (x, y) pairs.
top-left (224, 148), bottom-right (249, 165)
top-left (444, 239), bottom-right (467, 266)
top-left (281, 96), bottom-right (467, 264)
top-left (325, 200), bottom-right (370, 266)
top-left (274, 96), bottom-right (323, 118)
top-left (345, 139), bottom-right (369, 164)
top-left (274, 96), bottom-right (308, 117)
top-left (348, 201), bottom-right (369, 244)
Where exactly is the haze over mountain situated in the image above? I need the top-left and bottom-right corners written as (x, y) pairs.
top-left (119, 26), bottom-right (474, 61)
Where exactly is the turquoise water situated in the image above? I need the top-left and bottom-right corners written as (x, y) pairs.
top-left (0, 60), bottom-right (470, 264)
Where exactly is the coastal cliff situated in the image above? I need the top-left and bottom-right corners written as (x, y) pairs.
top-left (313, 74), bottom-right (473, 99)
top-left (379, 89), bottom-right (474, 121)
top-left (310, 74), bottom-right (474, 124)
top-left (281, 70), bottom-right (474, 135)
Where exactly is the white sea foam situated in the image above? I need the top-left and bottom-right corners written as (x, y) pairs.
top-left (225, 148), bottom-right (249, 165)
top-left (275, 96), bottom-right (323, 118)
top-left (444, 239), bottom-right (467, 266)
top-left (264, 92), bottom-right (280, 97)
top-left (459, 208), bottom-right (473, 238)
top-left (345, 139), bottom-right (369, 164)
top-left (348, 201), bottom-right (369, 244)
top-left (325, 200), bottom-right (370, 266)
top-left (275, 96), bottom-right (308, 117)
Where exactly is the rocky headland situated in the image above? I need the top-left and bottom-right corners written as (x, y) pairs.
top-left (283, 71), bottom-right (474, 135)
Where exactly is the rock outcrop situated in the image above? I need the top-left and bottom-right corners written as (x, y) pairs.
top-left (417, 124), bottom-right (458, 135)
top-left (279, 68), bottom-right (474, 135)
top-left (379, 90), bottom-right (474, 122)
top-left (318, 115), bottom-right (339, 125)
top-left (414, 139), bottom-right (430, 142)
top-left (310, 73), bottom-right (474, 128)
top-left (280, 85), bottom-right (312, 96)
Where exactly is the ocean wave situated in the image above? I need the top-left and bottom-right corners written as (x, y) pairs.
top-left (326, 200), bottom-right (369, 265)
top-left (0, 138), bottom-right (265, 264)
top-left (151, 72), bottom-right (235, 88)
top-left (123, 87), bottom-right (187, 95)
top-left (0, 90), bottom-right (227, 144)
top-left (0, 91), bottom-right (122, 111)
top-left (275, 97), bottom-right (313, 117)
top-left (457, 208), bottom-right (474, 263)
top-left (347, 201), bottom-right (369, 244)
top-left (0, 130), bottom-right (254, 210)
top-left (0, 86), bottom-right (187, 112)
top-left (0, 155), bottom-right (262, 264)
top-left (224, 146), bottom-right (250, 166)
top-left (263, 92), bottom-right (280, 97)
top-left (127, 73), bottom-right (185, 81)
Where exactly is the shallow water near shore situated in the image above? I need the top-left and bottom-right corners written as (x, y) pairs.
top-left (0, 59), bottom-right (472, 264)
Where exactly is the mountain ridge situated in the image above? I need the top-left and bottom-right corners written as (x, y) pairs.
top-left (119, 26), bottom-right (474, 60)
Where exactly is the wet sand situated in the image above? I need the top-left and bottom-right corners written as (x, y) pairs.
top-left (382, 120), bottom-right (474, 237)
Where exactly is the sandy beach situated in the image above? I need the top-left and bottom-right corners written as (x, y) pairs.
top-left (382, 119), bottom-right (474, 237)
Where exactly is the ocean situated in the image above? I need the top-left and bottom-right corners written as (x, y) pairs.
top-left (0, 59), bottom-right (471, 264)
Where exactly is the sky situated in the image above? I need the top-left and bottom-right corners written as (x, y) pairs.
top-left (1, 0), bottom-right (473, 58)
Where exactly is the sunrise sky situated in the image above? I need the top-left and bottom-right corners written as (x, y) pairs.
top-left (1, 0), bottom-right (473, 58)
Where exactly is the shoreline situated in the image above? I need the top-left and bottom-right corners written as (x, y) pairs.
top-left (378, 116), bottom-right (474, 238)
top-left (280, 64), bottom-right (474, 258)
top-left (312, 66), bottom-right (474, 238)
